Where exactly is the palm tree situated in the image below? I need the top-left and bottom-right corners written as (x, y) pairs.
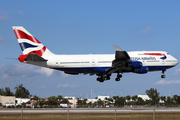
top-left (145, 88), bottom-right (160, 105)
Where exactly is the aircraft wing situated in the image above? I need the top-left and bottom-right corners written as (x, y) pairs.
top-left (26, 53), bottom-right (47, 61)
top-left (104, 45), bottom-right (130, 75)
top-left (113, 45), bottom-right (130, 62)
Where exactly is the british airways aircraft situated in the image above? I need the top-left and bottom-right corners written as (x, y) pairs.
top-left (12, 26), bottom-right (179, 82)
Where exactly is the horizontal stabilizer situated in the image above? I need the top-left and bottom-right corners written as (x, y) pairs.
top-left (26, 53), bottom-right (47, 61)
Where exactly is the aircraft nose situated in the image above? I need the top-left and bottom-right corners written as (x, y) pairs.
top-left (174, 58), bottom-right (179, 66)
top-left (176, 59), bottom-right (179, 66)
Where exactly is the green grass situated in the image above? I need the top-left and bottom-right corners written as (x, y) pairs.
top-left (1, 113), bottom-right (180, 120)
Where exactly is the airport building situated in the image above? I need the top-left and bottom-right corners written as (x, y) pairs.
top-left (15, 98), bottom-right (30, 105)
top-left (138, 94), bottom-right (150, 101)
top-left (68, 99), bottom-right (77, 108)
top-left (86, 95), bottom-right (110, 104)
top-left (0, 95), bottom-right (15, 107)
top-left (98, 95), bottom-right (110, 100)
top-left (86, 99), bottom-right (98, 104)
top-left (64, 96), bottom-right (75, 99)
top-left (64, 96), bottom-right (77, 108)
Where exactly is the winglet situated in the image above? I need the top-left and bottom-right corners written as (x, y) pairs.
top-left (113, 45), bottom-right (123, 51)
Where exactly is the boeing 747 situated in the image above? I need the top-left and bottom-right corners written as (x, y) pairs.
top-left (12, 26), bottom-right (179, 82)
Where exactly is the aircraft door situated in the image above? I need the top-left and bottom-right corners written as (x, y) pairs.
top-left (142, 61), bottom-right (145, 66)
top-left (55, 60), bottom-right (59, 67)
top-left (92, 59), bottom-right (95, 67)
top-left (162, 60), bottom-right (165, 65)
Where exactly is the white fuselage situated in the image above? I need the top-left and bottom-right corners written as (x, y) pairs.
top-left (26, 51), bottom-right (179, 74)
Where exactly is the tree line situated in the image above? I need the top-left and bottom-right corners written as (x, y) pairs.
top-left (76, 88), bottom-right (180, 108)
top-left (0, 84), bottom-right (30, 98)
top-left (1, 85), bottom-right (180, 108)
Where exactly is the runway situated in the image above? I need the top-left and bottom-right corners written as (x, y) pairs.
top-left (1, 108), bottom-right (180, 114)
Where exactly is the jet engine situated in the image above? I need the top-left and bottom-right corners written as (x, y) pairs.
top-left (133, 66), bottom-right (149, 74)
top-left (127, 61), bottom-right (142, 69)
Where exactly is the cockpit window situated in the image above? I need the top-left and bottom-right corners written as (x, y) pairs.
top-left (167, 53), bottom-right (170, 55)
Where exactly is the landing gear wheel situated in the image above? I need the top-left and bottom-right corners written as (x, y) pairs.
top-left (97, 74), bottom-right (111, 82)
top-left (161, 75), bottom-right (166, 78)
top-left (115, 73), bottom-right (122, 81)
top-left (97, 76), bottom-right (104, 82)
top-left (118, 74), bottom-right (122, 78)
top-left (115, 78), bottom-right (120, 81)
top-left (99, 79), bottom-right (104, 82)
top-left (107, 76), bottom-right (110, 80)
top-left (97, 78), bottom-right (101, 81)
top-left (161, 70), bottom-right (166, 78)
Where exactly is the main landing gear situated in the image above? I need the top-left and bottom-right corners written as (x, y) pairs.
top-left (96, 75), bottom-right (110, 83)
top-left (161, 70), bottom-right (166, 78)
top-left (115, 73), bottom-right (122, 81)
top-left (97, 73), bottom-right (123, 82)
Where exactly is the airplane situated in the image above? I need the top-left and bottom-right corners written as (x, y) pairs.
top-left (12, 26), bottom-right (179, 82)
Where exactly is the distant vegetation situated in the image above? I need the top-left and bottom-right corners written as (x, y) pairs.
top-left (1, 85), bottom-right (180, 108)
top-left (0, 84), bottom-right (30, 98)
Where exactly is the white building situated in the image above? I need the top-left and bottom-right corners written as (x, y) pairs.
top-left (138, 94), bottom-right (150, 101)
top-left (68, 99), bottom-right (77, 108)
top-left (98, 95), bottom-right (109, 101)
top-left (86, 95), bottom-right (110, 104)
top-left (0, 96), bottom-right (15, 107)
top-left (86, 99), bottom-right (98, 104)
top-left (64, 96), bottom-right (75, 99)
top-left (159, 99), bottom-right (165, 104)
top-left (16, 98), bottom-right (30, 105)
top-left (63, 96), bottom-right (77, 108)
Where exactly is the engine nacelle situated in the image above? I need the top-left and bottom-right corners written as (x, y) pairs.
top-left (18, 55), bottom-right (28, 62)
top-left (127, 61), bottom-right (142, 69)
top-left (133, 66), bottom-right (149, 74)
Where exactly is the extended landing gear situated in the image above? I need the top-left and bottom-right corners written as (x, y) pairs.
top-left (97, 77), bottom-right (104, 82)
top-left (96, 73), bottom-right (122, 82)
top-left (97, 75), bottom-right (111, 83)
top-left (161, 70), bottom-right (166, 78)
top-left (115, 73), bottom-right (122, 81)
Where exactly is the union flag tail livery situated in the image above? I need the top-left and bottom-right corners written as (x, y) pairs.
top-left (12, 26), bottom-right (179, 82)
top-left (12, 26), bottom-right (54, 62)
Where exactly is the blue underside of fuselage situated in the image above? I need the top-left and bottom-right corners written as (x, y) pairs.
top-left (53, 66), bottom-right (174, 74)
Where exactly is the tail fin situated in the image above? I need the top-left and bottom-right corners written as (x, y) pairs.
top-left (12, 26), bottom-right (54, 59)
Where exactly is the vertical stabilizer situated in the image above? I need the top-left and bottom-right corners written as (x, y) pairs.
top-left (12, 26), bottom-right (54, 59)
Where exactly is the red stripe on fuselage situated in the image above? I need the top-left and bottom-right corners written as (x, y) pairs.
top-left (144, 53), bottom-right (165, 56)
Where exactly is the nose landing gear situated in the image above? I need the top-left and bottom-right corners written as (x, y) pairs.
top-left (161, 70), bottom-right (166, 78)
